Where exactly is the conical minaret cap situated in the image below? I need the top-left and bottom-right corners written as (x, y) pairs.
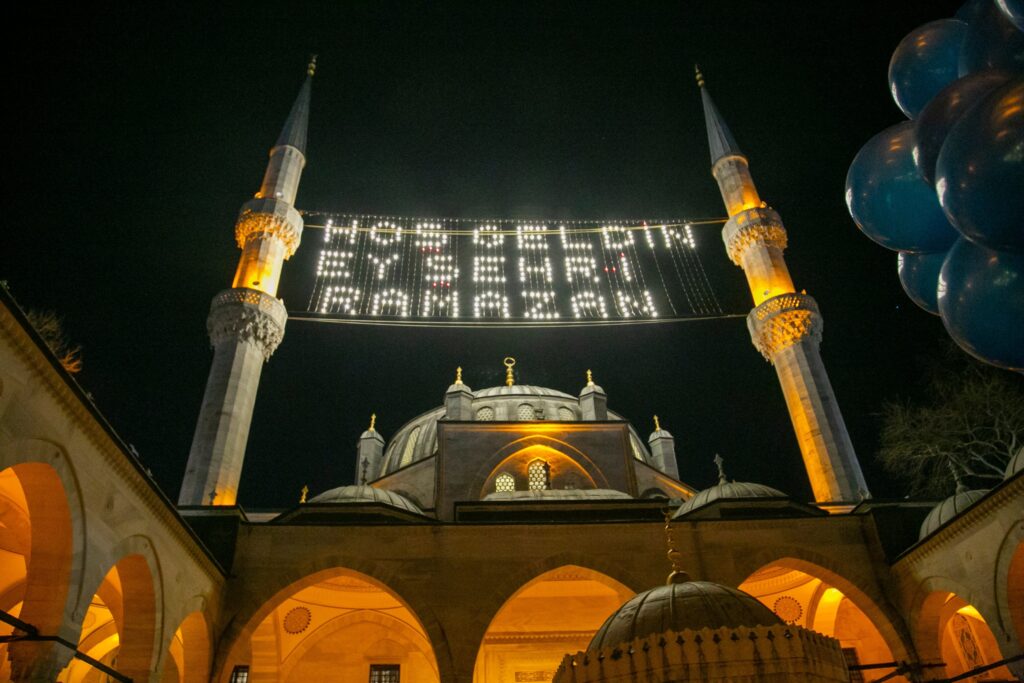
top-left (696, 66), bottom-right (744, 165)
top-left (275, 57), bottom-right (315, 154)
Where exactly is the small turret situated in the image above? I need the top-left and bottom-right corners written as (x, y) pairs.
top-left (356, 413), bottom-right (385, 484)
top-left (444, 366), bottom-right (474, 420)
top-left (579, 369), bottom-right (608, 420)
top-left (647, 415), bottom-right (680, 479)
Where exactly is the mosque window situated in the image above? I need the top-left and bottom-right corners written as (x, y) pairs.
top-left (399, 427), bottom-right (420, 468)
top-left (369, 664), bottom-right (400, 682)
top-left (495, 472), bottom-right (515, 493)
top-left (230, 667), bottom-right (250, 683)
top-left (558, 406), bottom-right (575, 421)
top-left (631, 438), bottom-right (645, 461)
top-left (528, 460), bottom-right (550, 491)
top-left (517, 403), bottom-right (536, 420)
top-left (476, 406), bottom-right (495, 421)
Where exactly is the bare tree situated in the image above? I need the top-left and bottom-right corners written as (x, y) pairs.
top-left (877, 344), bottom-right (1024, 497)
top-left (24, 309), bottom-right (82, 374)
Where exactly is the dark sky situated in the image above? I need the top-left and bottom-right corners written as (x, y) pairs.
top-left (5, 1), bottom-right (966, 507)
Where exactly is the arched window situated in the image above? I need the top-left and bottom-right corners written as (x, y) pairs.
top-left (517, 403), bottom-right (537, 420)
top-left (558, 406), bottom-right (575, 421)
top-left (399, 426), bottom-right (420, 468)
top-left (630, 438), bottom-right (645, 462)
top-left (528, 460), bottom-right (550, 491)
top-left (476, 406), bottom-right (495, 421)
top-left (495, 473), bottom-right (515, 493)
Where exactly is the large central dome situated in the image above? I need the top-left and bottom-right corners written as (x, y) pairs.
top-left (375, 384), bottom-right (653, 478)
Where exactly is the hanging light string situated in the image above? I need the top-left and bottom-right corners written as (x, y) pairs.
top-left (287, 312), bottom-right (746, 328)
top-left (300, 211), bottom-right (727, 236)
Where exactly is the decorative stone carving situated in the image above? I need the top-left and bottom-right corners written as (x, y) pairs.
top-left (206, 288), bottom-right (287, 359)
top-left (723, 207), bottom-right (788, 266)
top-left (234, 210), bottom-right (302, 258)
top-left (747, 293), bottom-right (823, 361)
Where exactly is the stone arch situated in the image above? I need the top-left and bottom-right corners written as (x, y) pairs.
top-left (912, 581), bottom-right (1018, 680)
top-left (473, 562), bottom-right (637, 683)
top-left (278, 609), bottom-right (439, 683)
top-left (65, 535), bottom-right (163, 683)
top-left (994, 520), bottom-right (1023, 650)
top-left (167, 609), bottom-right (212, 683)
top-left (215, 563), bottom-right (445, 683)
top-left (0, 439), bottom-right (86, 681)
top-left (734, 546), bottom-right (914, 665)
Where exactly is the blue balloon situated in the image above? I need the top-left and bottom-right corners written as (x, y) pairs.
top-left (939, 238), bottom-right (1024, 371)
top-left (913, 70), bottom-right (1011, 185)
top-left (935, 80), bottom-right (1024, 251)
top-left (889, 19), bottom-right (968, 118)
top-left (898, 251), bottom-right (947, 314)
top-left (996, 0), bottom-right (1024, 31)
top-left (958, 0), bottom-right (1024, 76)
top-left (846, 122), bottom-right (959, 252)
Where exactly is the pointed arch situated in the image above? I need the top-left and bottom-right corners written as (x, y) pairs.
top-left (473, 563), bottom-right (636, 683)
top-left (167, 610), bottom-right (211, 683)
top-left (734, 547), bottom-right (914, 666)
top-left (215, 564), bottom-right (443, 683)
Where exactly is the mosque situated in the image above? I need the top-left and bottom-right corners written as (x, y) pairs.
top-left (0, 57), bottom-right (1021, 683)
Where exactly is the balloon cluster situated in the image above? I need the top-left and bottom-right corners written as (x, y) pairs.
top-left (845, 0), bottom-right (1023, 373)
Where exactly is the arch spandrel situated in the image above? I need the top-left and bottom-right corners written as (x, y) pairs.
top-left (214, 563), bottom-right (448, 683)
top-left (469, 434), bottom-right (610, 497)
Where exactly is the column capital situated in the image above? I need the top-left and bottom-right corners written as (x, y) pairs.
top-left (235, 198), bottom-right (304, 258)
top-left (722, 207), bottom-right (787, 266)
top-left (747, 292), bottom-right (822, 361)
top-left (206, 288), bottom-right (288, 359)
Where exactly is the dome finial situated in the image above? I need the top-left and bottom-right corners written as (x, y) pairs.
top-left (455, 366), bottom-right (463, 385)
top-left (714, 453), bottom-right (728, 484)
top-left (586, 368), bottom-right (594, 386)
top-left (503, 357), bottom-right (516, 386)
top-left (368, 413), bottom-right (377, 432)
top-left (299, 484), bottom-right (308, 504)
top-left (695, 64), bottom-right (705, 88)
top-left (949, 459), bottom-right (968, 494)
top-left (307, 54), bottom-right (318, 77)
top-left (663, 509), bottom-right (691, 584)
top-left (653, 414), bottom-right (661, 431)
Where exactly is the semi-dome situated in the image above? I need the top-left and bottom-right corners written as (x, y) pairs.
top-left (588, 580), bottom-right (781, 651)
top-left (673, 456), bottom-right (786, 518)
top-left (377, 385), bottom-right (653, 477)
top-left (308, 485), bottom-right (423, 515)
top-left (919, 487), bottom-right (989, 540)
top-left (483, 488), bottom-right (632, 501)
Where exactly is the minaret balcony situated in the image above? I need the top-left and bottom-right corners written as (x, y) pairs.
top-left (746, 292), bottom-right (823, 361)
top-left (722, 206), bottom-right (788, 266)
top-left (235, 197), bottom-right (304, 258)
top-left (206, 288), bottom-right (288, 359)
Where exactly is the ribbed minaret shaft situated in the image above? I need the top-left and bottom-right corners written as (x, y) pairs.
top-left (179, 61), bottom-right (314, 506)
top-left (698, 71), bottom-right (868, 503)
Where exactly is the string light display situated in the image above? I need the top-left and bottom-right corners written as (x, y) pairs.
top-left (307, 215), bottom-right (724, 323)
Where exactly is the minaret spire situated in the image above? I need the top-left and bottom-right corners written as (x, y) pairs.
top-left (179, 61), bottom-right (315, 506)
top-left (697, 70), bottom-right (869, 504)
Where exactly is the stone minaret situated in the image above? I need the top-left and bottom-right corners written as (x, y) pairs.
top-left (179, 59), bottom-right (315, 506)
top-left (697, 68), bottom-right (868, 503)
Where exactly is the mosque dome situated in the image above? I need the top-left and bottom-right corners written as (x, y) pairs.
top-left (587, 580), bottom-right (782, 651)
top-left (1006, 448), bottom-right (1023, 479)
top-left (377, 384), bottom-right (654, 477)
top-left (482, 488), bottom-right (632, 502)
top-left (673, 456), bottom-right (786, 518)
top-left (919, 487), bottom-right (989, 540)
top-left (308, 484), bottom-right (423, 514)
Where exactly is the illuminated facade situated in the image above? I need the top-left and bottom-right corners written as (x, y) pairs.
top-left (0, 66), bottom-right (1021, 683)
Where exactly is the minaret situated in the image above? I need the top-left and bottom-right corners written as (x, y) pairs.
top-left (179, 59), bottom-right (315, 506)
top-left (696, 67), bottom-right (868, 503)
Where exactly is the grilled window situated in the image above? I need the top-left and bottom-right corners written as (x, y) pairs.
top-left (370, 664), bottom-right (400, 683)
top-left (528, 460), bottom-right (550, 491)
top-left (230, 667), bottom-right (250, 683)
top-left (517, 403), bottom-right (536, 420)
top-left (495, 472), bottom-right (515, 493)
top-left (476, 406), bottom-right (495, 421)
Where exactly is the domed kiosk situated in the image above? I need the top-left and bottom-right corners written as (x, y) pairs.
top-left (553, 521), bottom-right (850, 683)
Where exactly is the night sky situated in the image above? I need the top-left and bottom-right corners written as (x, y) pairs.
top-left (5, 1), bottom-right (966, 508)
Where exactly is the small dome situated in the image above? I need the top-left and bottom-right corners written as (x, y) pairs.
top-left (1006, 448), bottom-right (1023, 479)
top-left (308, 485), bottom-right (422, 514)
top-left (919, 488), bottom-right (988, 539)
top-left (673, 480), bottom-right (786, 517)
top-left (589, 581), bottom-right (781, 651)
top-left (483, 488), bottom-right (632, 501)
